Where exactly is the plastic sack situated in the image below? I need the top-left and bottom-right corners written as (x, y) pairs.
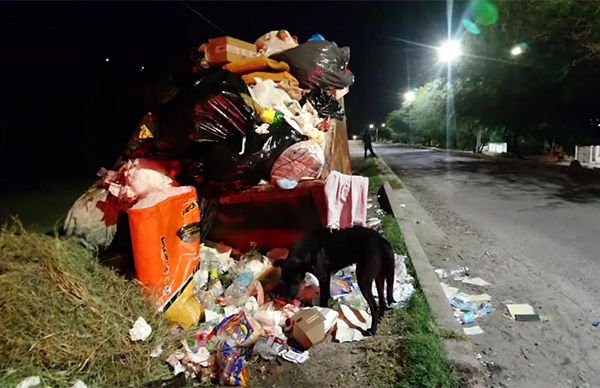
top-left (270, 140), bottom-right (325, 184)
top-left (234, 120), bottom-right (306, 185)
top-left (255, 30), bottom-right (298, 57)
top-left (63, 183), bottom-right (119, 249)
top-left (190, 70), bottom-right (257, 143)
top-left (305, 89), bottom-right (345, 120)
top-left (271, 41), bottom-right (355, 90)
top-left (128, 186), bottom-right (201, 310)
top-left (102, 158), bottom-right (180, 203)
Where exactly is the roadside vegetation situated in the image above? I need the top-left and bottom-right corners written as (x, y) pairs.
top-left (354, 158), bottom-right (458, 387)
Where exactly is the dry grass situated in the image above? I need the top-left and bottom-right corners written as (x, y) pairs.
top-left (0, 221), bottom-right (175, 387)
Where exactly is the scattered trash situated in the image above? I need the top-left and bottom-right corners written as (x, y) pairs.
top-left (254, 335), bottom-right (286, 360)
top-left (16, 376), bottom-right (41, 388)
top-left (150, 343), bottom-right (164, 358)
top-left (506, 304), bottom-right (539, 321)
top-left (440, 283), bottom-right (459, 300)
top-left (70, 380), bottom-right (88, 388)
top-left (461, 277), bottom-right (491, 287)
top-left (434, 266), bottom-right (469, 279)
top-left (279, 348), bottom-right (310, 364)
top-left (463, 326), bottom-right (485, 335)
top-left (129, 317), bottom-right (152, 342)
top-left (593, 321), bottom-right (600, 327)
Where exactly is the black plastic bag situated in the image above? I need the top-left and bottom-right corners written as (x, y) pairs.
top-left (271, 41), bottom-right (355, 90)
top-left (235, 120), bottom-right (306, 185)
top-left (305, 89), bottom-right (345, 120)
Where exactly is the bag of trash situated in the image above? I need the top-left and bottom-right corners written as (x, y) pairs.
top-left (305, 89), bottom-right (345, 120)
top-left (270, 140), bottom-right (325, 184)
top-left (233, 120), bottom-right (306, 186)
top-left (128, 186), bottom-right (201, 311)
top-left (271, 40), bottom-right (355, 90)
top-left (188, 69), bottom-right (257, 143)
top-left (63, 183), bottom-right (120, 249)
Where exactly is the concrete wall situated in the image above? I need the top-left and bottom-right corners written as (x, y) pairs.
top-left (483, 142), bottom-right (507, 154)
top-left (575, 145), bottom-right (600, 163)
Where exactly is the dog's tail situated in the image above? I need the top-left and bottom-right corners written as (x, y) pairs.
top-left (381, 238), bottom-right (396, 305)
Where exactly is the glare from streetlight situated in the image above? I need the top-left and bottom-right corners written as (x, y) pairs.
top-left (437, 40), bottom-right (462, 63)
top-left (105, 57), bottom-right (110, 62)
top-left (381, 123), bottom-right (386, 127)
top-left (510, 45), bottom-right (523, 56)
top-left (369, 124), bottom-right (374, 129)
top-left (404, 90), bottom-right (416, 102)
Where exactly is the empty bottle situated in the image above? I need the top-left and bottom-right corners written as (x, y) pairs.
top-left (435, 266), bottom-right (469, 279)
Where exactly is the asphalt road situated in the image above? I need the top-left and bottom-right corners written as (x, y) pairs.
top-left (374, 144), bottom-right (600, 387)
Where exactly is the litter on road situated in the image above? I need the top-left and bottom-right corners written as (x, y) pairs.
top-left (506, 304), bottom-right (540, 321)
top-left (463, 326), bottom-right (485, 336)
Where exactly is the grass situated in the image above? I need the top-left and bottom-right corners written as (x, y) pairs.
top-left (355, 161), bottom-right (458, 387)
top-left (353, 158), bottom-right (402, 193)
top-left (0, 221), bottom-right (177, 387)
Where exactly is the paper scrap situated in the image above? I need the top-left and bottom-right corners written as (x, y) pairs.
top-left (334, 319), bottom-right (365, 343)
top-left (469, 293), bottom-right (492, 303)
top-left (150, 343), bottom-right (164, 358)
top-left (506, 304), bottom-right (538, 321)
top-left (462, 277), bottom-right (491, 287)
top-left (16, 376), bottom-right (41, 388)
top-left (440, 283), bottom-right (459, 300)
top-left (129, 317), bottom-right (152, 342)
top-left (279, 349), bottom-right (310, 364)
top-left (463, 326), bottom-right (485, 335)
top-left (70, 380), bottom-right (88, 388)
top-left (453, 292), bottom-right (473, 304)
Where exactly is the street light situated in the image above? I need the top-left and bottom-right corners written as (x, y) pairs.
top-left (437, 40), bottom-right (462, 63)
top-left (510, 45), bottom-right (523, 56)
top-left (381, 123), bottom-right (386, 128)
top-left (369, 124), bottom-right (374, 129)
top-left (403, 90), bottom-right (416, 102)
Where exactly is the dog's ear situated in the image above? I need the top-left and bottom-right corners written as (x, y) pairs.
top-left (272, 259), bottom-right (285, 268)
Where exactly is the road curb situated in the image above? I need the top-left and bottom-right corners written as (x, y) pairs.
top-left (374, 156), bottom-right (485, 385)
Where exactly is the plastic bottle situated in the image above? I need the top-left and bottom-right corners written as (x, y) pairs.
top-left (459, 311), bottom-right (476, 324)
top-left (435, 266), bottom-right (469, 279)
top-left (224, 272), bottom-right (255, 306)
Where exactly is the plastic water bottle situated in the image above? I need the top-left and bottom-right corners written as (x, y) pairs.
top-left (435, 266), bottom-right (469, 279)
top-left (224, 272), bottom-right (255, 305)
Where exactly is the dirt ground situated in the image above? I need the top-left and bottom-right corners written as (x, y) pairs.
top-left (374, 144), bottom-right (600, 388)
top-left (248, 341), bottom-right (371, 388)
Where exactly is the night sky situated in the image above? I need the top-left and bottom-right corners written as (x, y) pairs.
top-left (0, 1), bottom-right (450, 183)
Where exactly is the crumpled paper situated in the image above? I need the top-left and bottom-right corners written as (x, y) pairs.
top-left (129, 317), bottom-right (152, 342)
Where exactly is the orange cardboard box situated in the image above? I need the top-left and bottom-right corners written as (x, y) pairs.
top-left (206, 36), bottom-right (257, 65)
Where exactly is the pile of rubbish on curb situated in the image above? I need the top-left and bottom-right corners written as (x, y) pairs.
top-left (1, 31), bottom-right (417, 387)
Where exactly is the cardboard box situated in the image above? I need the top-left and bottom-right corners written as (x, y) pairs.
top-left (291, 308), bottom-right (326, 350)
top-left (206, 36), bottom-right (257, 65)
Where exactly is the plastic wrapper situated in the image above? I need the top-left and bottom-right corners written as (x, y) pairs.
top-left (305, 89), bottom-right (345, 120)
top-left (255, 30), bottom-right (298, 57)
top-left (271, 41), bottom-right (355, 90)
top-left (127, 186), bottom-right (201, 310)
top-left (270, 140), bottom-right (325, 184)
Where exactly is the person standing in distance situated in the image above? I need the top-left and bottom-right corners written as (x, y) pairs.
top-left (362, 129), bottom-right (377, 158)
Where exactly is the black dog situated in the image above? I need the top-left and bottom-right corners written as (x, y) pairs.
top-left (275, 226), bottom-right (396, 335)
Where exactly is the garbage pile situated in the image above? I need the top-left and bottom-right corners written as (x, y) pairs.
top-left (158, 244), bottom-right (414, 385)
top-left (54, 30), bottom-right (416, 387)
